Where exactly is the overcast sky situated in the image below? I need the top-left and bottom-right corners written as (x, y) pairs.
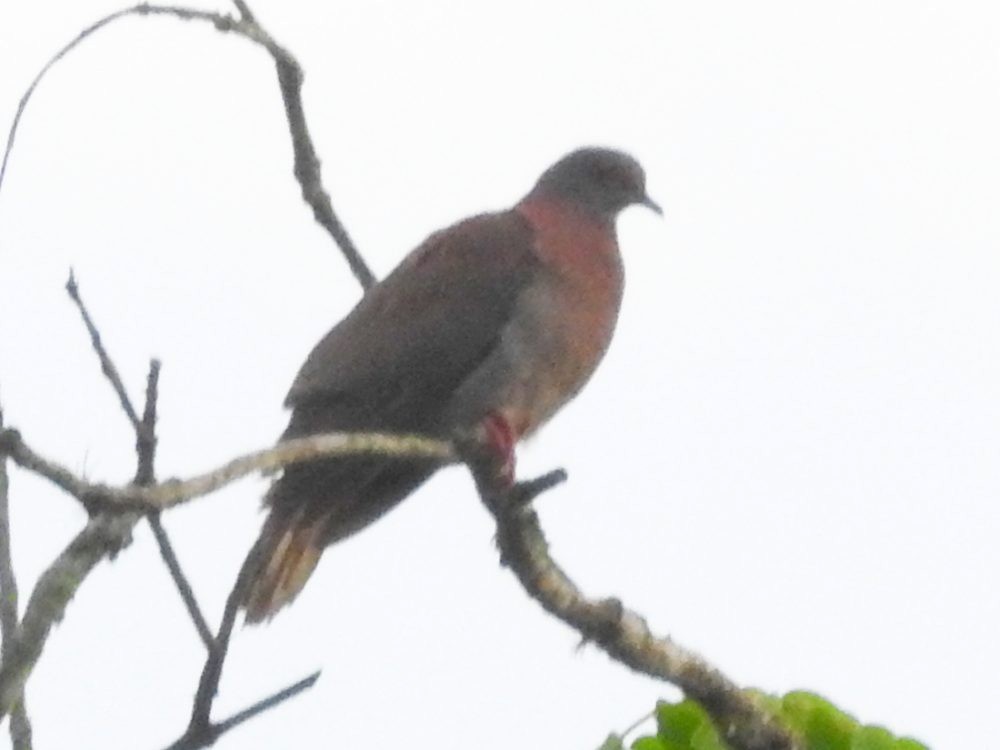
top-left (1, 2), bottom-right (999, 749)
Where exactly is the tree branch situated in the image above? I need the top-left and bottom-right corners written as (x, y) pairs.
top-left (170, 531), bottom-right (270, 748)
top-left (0, 405), bottom-right (32, 749)
top-left (164, 670), bottom-right (320, 750)
top-left (211, 670), bottom-right (320, 737)
top-left (460, 440), bottom-right (800, 750)
top-left (64, 273), bottom-right (323, 739)
top-left (137, 359), bottom-right (215, 652)
top-left (0, 427), bottom-right (454, 513)
top-left (65, 271), bottom-right (141, 429)
top-left (66, 275), bottom-right (215, 652)
top-left (135, 359), bottom-right (161, 486)
top-left (0, 511), bottom-right (137, 721)
top-left (148, 514), bottom-right (216, 651)
top-left (0, 423), bottom-right (446, 726)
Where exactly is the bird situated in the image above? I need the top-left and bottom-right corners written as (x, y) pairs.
top-left (241, 146), bottom-right (661, 622)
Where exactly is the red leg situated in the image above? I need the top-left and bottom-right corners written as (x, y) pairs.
top-left (481, 411), bottom-right (518, 487)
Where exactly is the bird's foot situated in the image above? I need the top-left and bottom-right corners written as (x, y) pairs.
top-left (480, 412), bottom-right (517, 487)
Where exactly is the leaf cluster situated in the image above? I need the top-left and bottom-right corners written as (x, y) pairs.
top-left (603, 692), bottom-right (929, 750)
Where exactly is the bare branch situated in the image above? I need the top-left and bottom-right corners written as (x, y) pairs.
top-left (230, 0), bottom-right (256, 25)
top-left (5, 265), bottom-right (329, 737)
top-left (166, 516), bottom-right (318, 748)
top-left (0, 426), bottom-right (448, 729)
top-left (0, 6), bottom-right (177, 198)
top-left (164, 671), bottom-right (320, 750)
top-left (0, 512), bottom-right (138, 721)
top-left (7, 697), bottom-right (30, 748)
top-left (1, 3), bottom-right (375, 289)
top-left (265, 30), bottom-right (375, 289)
top-left (0, 405), bottom-right (32, 749)
top-left (135, 358), bottom-right (161, 485)
top-left (67, 275), bottom-right (214, 651)
top-left (65, 271), bottom-right (141, 429)
top-left (0, 427), bottom-right (453, 513)
top-left (186, 537), bottom-right (263, 738)
top-left (135, 359), bottom-right (215, 651)
top-left (213, 670), bottom-right (320, 736)
top-left (460, 440), bottom-right (800, 750)
top-left (0, 299), bottom-right (148, 721)
top-left (148, 514), bottom-right (215, 651)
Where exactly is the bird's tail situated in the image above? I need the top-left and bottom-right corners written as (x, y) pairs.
top-left (241, 505), bottom-right (326, 624)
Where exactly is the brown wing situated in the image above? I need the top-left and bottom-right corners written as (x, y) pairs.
top-left (284, 209), bottom-right (540, 430)
top-left (244, 209), bottom-right (541, 621)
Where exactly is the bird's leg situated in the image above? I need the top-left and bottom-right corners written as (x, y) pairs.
top-left (480, 411), bottom-right (517, 487)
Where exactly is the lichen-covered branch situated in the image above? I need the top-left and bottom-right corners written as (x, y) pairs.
top-left (0, 427), bottom-right (453, 514)
top-left (0, 512), bottom-right (137, 721)
top-left (461, 440), bottom-right (801, 750)
top-left (0, 405), bottom-right (32, 749)
top-left (4, 277), bottom-right (150, 728)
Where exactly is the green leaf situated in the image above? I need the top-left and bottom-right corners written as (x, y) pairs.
top-left (780, 691), bottom-right (855, 750)
top-left (656, 700), bottom-right (711, 744)
top-left (616, 690), bottom-right (930, 750)
top-left (806, 702), bottom-right (857, 750)
top-left (631, 737), bottom-right (671, 750)
top-left (690, 722), bottom-right (727, 750)
top-left (850, 726), bottom-right (895, 750)
top-left (781, 691), bottom-right (841, 731)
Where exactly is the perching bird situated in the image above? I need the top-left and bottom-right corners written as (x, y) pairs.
top-left (242, 147), bottom-right (661, 622)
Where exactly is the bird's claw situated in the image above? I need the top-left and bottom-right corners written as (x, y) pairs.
top-left (481, 412), bottom-right (517, 487)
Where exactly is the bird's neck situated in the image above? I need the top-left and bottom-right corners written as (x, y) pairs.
top-left (515, 195), bottom-right (621, 270)
top-left (514, 195), bottom-right (624, 322)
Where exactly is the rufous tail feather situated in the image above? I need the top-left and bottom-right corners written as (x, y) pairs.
top-left (242, 507), bottom-right (326, 623)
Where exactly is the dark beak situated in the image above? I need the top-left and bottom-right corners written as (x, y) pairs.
top-left (639, 192), bottom-right (663, 216)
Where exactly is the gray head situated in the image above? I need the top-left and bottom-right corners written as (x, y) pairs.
top-left (528, 147), bottom-right (661, 221)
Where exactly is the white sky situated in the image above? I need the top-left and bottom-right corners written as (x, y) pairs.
top-left (1, 1), bottom-right (999, 748)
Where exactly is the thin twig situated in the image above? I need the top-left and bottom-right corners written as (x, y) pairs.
top-left (2, 278), bottom-right (149, 724)
top-left (230, 0), bottom-right (255, 24)
top-left (0, 427), bottom-right (454, 513)
top-left (0, 6), bottom-right (162, 198)
top-left (188, 538), bottom-right (263, 734)
top-left (135, 359), bottom-right (161, 485)
top-left (460, 440), bottom-right (800, 750)
top-left (0, 405), bottom-right (32, 749)
top-left (164, 671), bottom-right (320, 750)
top-left (148, 514), bottom-right (215, 651)
top-left (164, 516), bottom-right (314, 749)
top-left (213, 670), bottom-right (320, 735)
top-left (136, 360), bottom-right (213, 651)
top-left (1, 3), bottom-right (375, 290)
top-left (67, 276), bottom-right (215, 651)
top-left (65, 271), bottom-right (140, 429)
